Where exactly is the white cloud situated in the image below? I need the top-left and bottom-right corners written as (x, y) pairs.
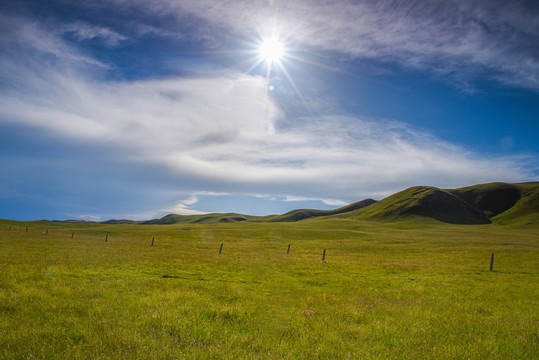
top-left (153, 192), bottom-right (231, 217)
top-left (77, 214), bottom-right (102, 222)
top-left (283, 195), bottom-right (348, 207)
top-left (164, 196), bottom-right (207, 216)
top-left (0, 57), bottom-right (534, 204)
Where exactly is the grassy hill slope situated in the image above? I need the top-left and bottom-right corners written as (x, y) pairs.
top-left (449, 182), bottom-right (539, 225)
top-left (489, 182), bottom-right (539, 226)
top-left (332, 182), bottom-right (538, 225)
top-left (341, 186), bottom-right (490, 224)
top-left (102, 219), bottom-right (142, 225)
top-left (143, 199), bottom-right (376, 225)
top-left (266, 199), bottom-right (376, 222)
top-left (449, 182), bottom-right (522, 218)
top-left (143, 213), bottom-right (258, 225)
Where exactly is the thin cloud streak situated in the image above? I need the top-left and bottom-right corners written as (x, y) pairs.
top-left (283, 196), bottom-right (348, 207)
top-left (62, 21), bottom-right (128, 46)
top-left (0, 13), bottom-right (110, 70)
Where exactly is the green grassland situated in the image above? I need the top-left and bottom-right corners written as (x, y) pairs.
top-left (1, 217), bottom-right (538, 359)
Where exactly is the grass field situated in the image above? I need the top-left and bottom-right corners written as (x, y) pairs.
top-left (0, 218), bottom-right (537, 359)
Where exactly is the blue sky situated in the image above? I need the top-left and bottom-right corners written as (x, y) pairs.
top-left (1, 0), bottom-right (538, 221)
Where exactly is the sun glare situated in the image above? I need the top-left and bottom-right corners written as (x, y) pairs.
top-left (244, 28), bottom-right (311, 112)
top-left (259, 37), bottom-right (284, 63)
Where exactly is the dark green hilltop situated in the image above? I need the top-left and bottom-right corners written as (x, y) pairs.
top-left (100, 182), bottom-right (538, 226)
top-left (335, 182), bottom-right (538, 225)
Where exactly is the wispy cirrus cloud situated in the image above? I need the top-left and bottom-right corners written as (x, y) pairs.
top-left (138, 0), bottom-right (539, 91)
top-left (0, 13), bottom-right (110, 70)
top-left (62, 21), bottom-right (128, 46)
top-left (11, 1), bottom-right (538, 90)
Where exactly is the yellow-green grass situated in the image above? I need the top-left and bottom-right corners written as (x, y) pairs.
top-left (0, 219), bottom-right (537, 359)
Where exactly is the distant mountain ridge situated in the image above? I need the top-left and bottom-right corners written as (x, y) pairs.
top-left (140, 182), bottom-right (537, 225)
top-left (30, 182), bottom-right (537, 226)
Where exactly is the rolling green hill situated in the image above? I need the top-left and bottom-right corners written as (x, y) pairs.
top-left (489, 182), bottom-right (539, 226)
top-left (339, 186), bottom-right (490, 224)
top-left (449, 182), bottom-right (522, 218)
top-left (140, 199), bottom-right (376, 225)
top-left (142, 213), bottom-right (259, 225)
top-left (334, 182), bottom-right (538, 225)
top-left (128, 182), bottom-right (538, 226)
top-left (266, 199), bottom-right (376, 222)
top-left (102, 219), bottom-right (142, 225)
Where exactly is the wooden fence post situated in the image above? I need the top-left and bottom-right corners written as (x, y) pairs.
top-left (287, 244), bottom-right (291, 254)
top-left (322, 249), bottom-right (326, 262)
top-left (490, 253), bottom-right (494, 271)
top-left (219, 243), bottom-right (223, 254)
top-left (151, 237), bottom-right (155, 246)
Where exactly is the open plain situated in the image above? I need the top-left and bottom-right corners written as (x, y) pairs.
top-left (1, 217), bottom-right (537, 359)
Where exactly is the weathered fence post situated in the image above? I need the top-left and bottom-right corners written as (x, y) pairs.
top-left (151, 237), bottom-right (155, 246)
top-left (46, 229), bottom-right (48, 235)
top-left (219, 243), bottom-right (223, 254)
top-left (490, 253), bottom-right (494, 271)
top-left (287, 244), bottom-right (291, 254)
top-left (322, 249), bottom-right (326, 262)
top-left (105, 233), bottom-right (108, 242)
top-left (26, 226), bottom-right (28, 232)
top-left (71, 232), bottom-right (74, 238)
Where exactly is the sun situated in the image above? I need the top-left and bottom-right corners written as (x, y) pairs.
top-left (259, 37), bottom-right (284, 63)
top-left (244, 29), bottom-right (310, 108)
top-left (243, 22), bottom-right (324, 113)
